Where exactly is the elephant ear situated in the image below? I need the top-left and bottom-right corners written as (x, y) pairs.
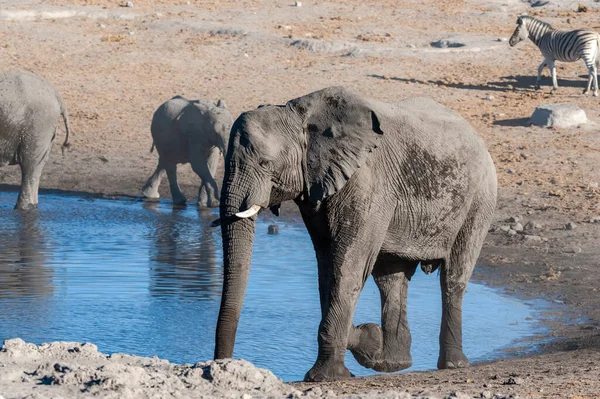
top-left (289, 87), bottom-right (385, 206)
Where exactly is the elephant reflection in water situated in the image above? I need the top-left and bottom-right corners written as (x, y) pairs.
top-left (0, 211), bottom-right (53, 299)
top-left (145, 205), bottom-right (221, 299)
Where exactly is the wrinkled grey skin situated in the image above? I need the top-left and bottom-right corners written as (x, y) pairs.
top-left (0, 71), bottom-right (71, 210)
top-left (214, 86), bottom-right (497, 382)
top-left (142, 96), bottom-right (233, 207)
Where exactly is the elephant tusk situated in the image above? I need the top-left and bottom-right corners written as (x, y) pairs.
top-left (235, 204), bottom-right (261, 218)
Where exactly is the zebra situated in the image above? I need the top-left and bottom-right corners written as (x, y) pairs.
top-left (509, 15), bottom-right (600, 96)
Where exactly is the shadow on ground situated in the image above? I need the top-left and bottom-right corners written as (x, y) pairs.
top-left (369, 74), bottom-right (587, 92)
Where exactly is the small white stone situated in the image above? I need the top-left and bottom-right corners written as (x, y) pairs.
top-left (125, 1), bottom-right (133, 7)
top-left (294, 1), bottom-right (302, 6)
top-left (529, 103), bottom-right (587, 129)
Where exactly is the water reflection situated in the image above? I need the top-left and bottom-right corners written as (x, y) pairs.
top-left (146, 207), bottom-right (221, 300)
top-left (0, 210), bottom-right (53, 299)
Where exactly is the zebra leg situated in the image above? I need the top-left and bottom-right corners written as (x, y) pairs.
top-left (582, 56), bottom-right (596, 95)
top-left (535, 61), bottom-right (546, 90)
top-left (550, 61), bottom-right (558, 93)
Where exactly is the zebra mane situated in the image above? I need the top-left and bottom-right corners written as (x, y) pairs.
top-left (518, 15), bottom-right (553, 30)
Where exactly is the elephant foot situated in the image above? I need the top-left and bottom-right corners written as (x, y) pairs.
top-left (437, 349), bottom-right (470, 370)
top-left (198, 198), bottom-right (220, 208)
top-left (172, 196), bottom-right (187, 207)
top-left (141, 187), bottom-right (160, 200)
top-left (348, 323), bottom-right (382, 369)
top-left (304, 360), bottom-right (353, 382)
top-left (348, 323), bottom-right (412, 372)
top-left (15, 202), bottom-right (37, 211)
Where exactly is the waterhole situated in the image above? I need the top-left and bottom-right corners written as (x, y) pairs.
top-left (0, 192), bottom-right (544, 381)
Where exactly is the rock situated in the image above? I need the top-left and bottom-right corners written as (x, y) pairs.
top-left (481, 391), bottom-right (493, 399)
top-left (267, 224), bottom-right (279, 235)
top-left (565, 246), bottom-right (582, 253)
top-left (565, 222), bottom-right (576, 230)
top-left (499, 225), bottom-right (511, 232)
top-left (511, 222), bottom-right (523, 232)
top-left (524, 221), bottom-right (542, 230)
top-left (484, 95), bottom-right (494, 101)
top-left (507, 229), bottom-right (517, 236)
top-left (503, 376), bottom-right (524, 385)
top-left (294, 1), bottom-right (302, 6)
top-left (430, 39), bottom-right (466, 48)
top-left (528, 104), bottom-right (587, 129)
top-left (507, 216), bottom-right (520, 223)
top-left (497, 37), bottom-right (508, 42)
top-left (589, 216), bottom-right (600, 223)
top-left (124, 1), bottom-right (133, 6)
top-left (523, 234), bottom-right (543, 242)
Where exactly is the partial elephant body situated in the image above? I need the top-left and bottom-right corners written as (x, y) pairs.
top-left (141, 95), bottom-right (233, 207)
top-left (0, 71), bottom-right (71, 210)
top-left (215, 86), bottom-right (497, 382)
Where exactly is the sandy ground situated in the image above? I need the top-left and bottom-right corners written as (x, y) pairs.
top-left (2, 0), bottom-right (600, 397)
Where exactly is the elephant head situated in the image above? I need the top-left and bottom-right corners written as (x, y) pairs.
top-left (214, 86), bottom-right (385, 359)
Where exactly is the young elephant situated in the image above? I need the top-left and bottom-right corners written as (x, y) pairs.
top-left (0, 71), bottom-right (71, 210)
top-left (213, 86), bottom-right (497, 381)
top-left (142, 96), bottom-right (233, 207)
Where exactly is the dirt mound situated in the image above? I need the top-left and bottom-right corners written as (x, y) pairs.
top-left (0, 338), bottom-right (292, 399)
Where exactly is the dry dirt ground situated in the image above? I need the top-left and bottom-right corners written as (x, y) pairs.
top-left (2, 0), bottom-right (600, 397)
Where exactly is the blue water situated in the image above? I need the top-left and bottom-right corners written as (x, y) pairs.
top-left (0, 192), bottom-right (543, 381)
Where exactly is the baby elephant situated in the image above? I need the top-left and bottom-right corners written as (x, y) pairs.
top-left (0, 71), bottom-right (71, 210)
top-left (142, 96), bottom-right (233, 207)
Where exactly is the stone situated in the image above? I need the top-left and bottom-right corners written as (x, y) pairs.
top-left (484, 95), bottom-right (494, 101)
top-left (267, 224), bottom-right (279, 235)
top-left (528, 104), bottom-right (587, 129)
top-left (294, 1), bottom-right (302, 6)
top-left (523, 234), bottom-right (543, 242)
top-left (507, 216), bottom-right (520, 223)
top-left (565, 222), bottom-right (576, 230)
top-left (589, 216), bottom-right (600, 223)
top-left (524, 221), bottom-right (542, 230)
top-left (125, 1), bottom-right (133, 6)
top-left (499, 225), bottom-right (511, 232)
top-left (481, 391), bottom-right (493, 399)
top-left (430, 39), bottom-right (466, 48)
top-left (507, 229), bottom-right (517, 236)
top-left (511, 222), bottom-right (523, 232)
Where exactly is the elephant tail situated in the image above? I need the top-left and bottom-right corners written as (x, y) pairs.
top-left (59, 100), bottom-right (72, 155)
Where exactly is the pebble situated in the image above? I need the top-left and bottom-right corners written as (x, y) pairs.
top-left (524, 221), bottom-right (542, 230)
top-left (481, 391), bottom-right (493, 399)
top-left (511, 222), bottom-right (523, 232)
top-left (497, 37), bottom-right (508, 42)
top-left (294, 1), bottom-right (302, 6)
top-left (565, 246), bottom-right (582, 253)
top-left (267, 224), bottom-right (279, 235)
top-left (503, 376), bottom-right (524, 385)
top-left (507, 229), bottom-right (517, 236)
top-left (499, 225), bottom-right (511, 232)
top-left (589, 216), bottom-right (600, 223)
top-left (484, 95), bottom-right (494, 101)
top-left (241, 394), bottom-right (252, 399)
top-left (507, 216), bottom-right (520, 223)
top-left (125, 1), bottom-right (133, 6)
top-left (523, 234), bottom-right (543, 242)
top-left (565, 222), bottom-right (576, 230)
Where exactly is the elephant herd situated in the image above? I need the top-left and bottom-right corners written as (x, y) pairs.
top-left (0, 70), bottom-right (498, 382)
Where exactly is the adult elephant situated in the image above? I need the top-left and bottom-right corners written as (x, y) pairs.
top-left (0, 71), bottom-right (71, 210)
top-left (142, 96), bottom-right (233, 207)
top-left (213, 86), bottom-right (497, 382)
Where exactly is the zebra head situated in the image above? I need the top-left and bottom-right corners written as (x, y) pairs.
top-left (509, 16), bottom-right (529, 47)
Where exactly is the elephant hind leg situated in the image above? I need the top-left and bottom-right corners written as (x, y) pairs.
top-left (16, 146), bottom-right (52, 210)
top-left (348, 256), bottom-right (418, 372)
top-left (438, 206), bottom-right (491, 370)
top-left (164, 162), bottom-right (186, 206)
top-left (142, 162), bottom-right (166, 199)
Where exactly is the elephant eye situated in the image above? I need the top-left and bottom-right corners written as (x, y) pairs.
top-left (259, 159), bottom-right (272, 169)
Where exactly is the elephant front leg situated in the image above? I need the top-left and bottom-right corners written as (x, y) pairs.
top-left (193, 147), bottom-right (221, 208)
top-left (142, 163), bottom-right (166, 199)
top-left (348, 258), bottom-right (415, 372)
top-left (165, 163), bottom-right (186, 206)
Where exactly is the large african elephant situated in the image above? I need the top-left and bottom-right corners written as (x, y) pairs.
top-left (0, 71), bottom-right (71, 210)
top-left (142, 96), bottom-right (233, 207)
top-left (213, 86), bottom-right (497, 381)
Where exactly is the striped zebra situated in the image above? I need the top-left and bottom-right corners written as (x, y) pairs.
top-left (509, 15), bottom-right (600, 96)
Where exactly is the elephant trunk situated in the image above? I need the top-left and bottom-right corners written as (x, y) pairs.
top-left (214, 188), bottom-right (257, 359)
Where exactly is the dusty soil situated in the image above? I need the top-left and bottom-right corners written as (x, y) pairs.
top-left (2, 0), bottom-right (600, 397)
